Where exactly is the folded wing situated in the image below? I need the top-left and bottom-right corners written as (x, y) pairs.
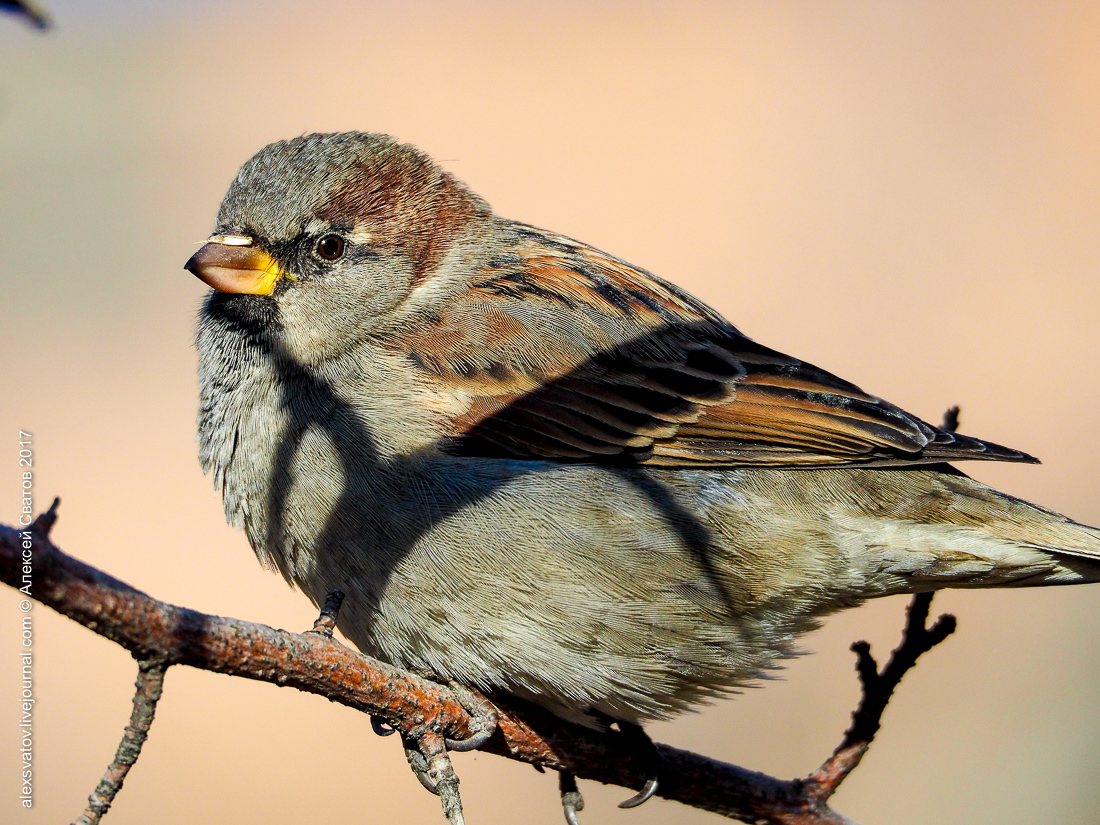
top-left (400, 222), bottom-right (1034, 468)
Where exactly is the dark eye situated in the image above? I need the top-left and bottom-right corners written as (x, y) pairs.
top-left (316, 234), bottom-right (346, 261)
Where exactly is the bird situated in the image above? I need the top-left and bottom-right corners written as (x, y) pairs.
top-left (186, 131), bottom-right (1100, 783)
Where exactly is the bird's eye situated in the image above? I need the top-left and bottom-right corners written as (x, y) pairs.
top-left (316, 234), bottom-right (346, 261)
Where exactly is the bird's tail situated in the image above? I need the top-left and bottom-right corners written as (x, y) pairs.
top-left (841, 469), bottom-right (1100, 593)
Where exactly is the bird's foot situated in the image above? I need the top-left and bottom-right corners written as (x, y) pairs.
top-left (403, 729), bottom-right (465, 825)
top-left (397, 681), bottom-right (496, 825)
top-left (309, 590), bottom-right (405, 740)
top-left (309, 592), bottom-right (408, 741)
top-left (444, 681), bottom-right (499, 751)
top-left (616, 722), bottom-right (660, 808)
top-left (559, 770), bottom-right (585, 825)
top-left (304, 589), bottom-right (346, 638)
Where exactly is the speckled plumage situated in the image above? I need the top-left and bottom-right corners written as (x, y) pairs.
top-left (194, 132), bottom-right (1100, 727)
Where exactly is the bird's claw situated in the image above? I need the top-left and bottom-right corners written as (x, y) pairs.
top-left (559, 771), bottom-right (584, 825)
top-left (443, 681), bottom-right (498, 752)
top-left (403, 738), bottom-right (440, 794)
top-left (402, 729), bottom-right (466, 823)
top-left (445, 726), bottom-right (494, 752)
top-left (371, 716), bottom-right (396, 737)
top-left (617, 776), bottom-right (659, 808)
top-left (396, 681), bottom-right (495, 825)
top-left (615, 721), bottom-right (661, 809)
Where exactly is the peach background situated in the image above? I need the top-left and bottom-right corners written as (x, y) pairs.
top-left (2, 2), bottom-right (1100, 823)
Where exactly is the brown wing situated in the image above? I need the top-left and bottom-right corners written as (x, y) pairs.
top-left (402, 222), bottom-right (1035, 468)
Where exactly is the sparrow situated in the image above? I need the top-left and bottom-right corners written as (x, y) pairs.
top-left (186, 132), bottom-right (1100, 744)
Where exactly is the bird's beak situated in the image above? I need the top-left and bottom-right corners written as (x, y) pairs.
top-left (185, 235), bottom-right (285, 295)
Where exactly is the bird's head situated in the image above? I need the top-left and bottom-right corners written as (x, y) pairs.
top-left (188, 132), bottom-right (489, 362)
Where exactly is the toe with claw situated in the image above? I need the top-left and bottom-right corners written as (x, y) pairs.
top-left (371, 716), bottom-right (396, 737)
top-left (444, 681), bottom-right (499, 752)
top-left (616, 722), bottom-right (661, 809)
top-left (559, 771), bottom-right (585, 825)
top-left (393, 679), bottom-right (498, 824)
top-left (619, 776), bottom-right (659, 809)
top-left (403, 729), bottom-right (466, 825)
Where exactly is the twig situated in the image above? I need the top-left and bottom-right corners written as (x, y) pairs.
top-left (30, 496), bottom-right (59, 536)
top-left (73, 661), bottom-right (167, 825)
top-left (0, 506), bottom-right (955, 824)
top-left (803, 593), bottom-right (956, 809)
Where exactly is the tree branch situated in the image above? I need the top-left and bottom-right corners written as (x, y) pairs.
top-left (1, 503), bottom-right (953, 824)
top-left (73, 660), bottom-right (166, 825)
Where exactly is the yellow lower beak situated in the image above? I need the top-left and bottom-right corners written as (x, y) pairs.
top-left (185, 242), bottom-right (284, 295)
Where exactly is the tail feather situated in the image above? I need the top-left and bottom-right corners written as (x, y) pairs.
top-left (943, 473), bottom-right (1100, 568)
top-left (839, 469), bottom-right (1100, 593)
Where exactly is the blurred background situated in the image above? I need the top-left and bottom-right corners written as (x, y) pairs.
top-left (2, 1), bottom-right (1099, 823)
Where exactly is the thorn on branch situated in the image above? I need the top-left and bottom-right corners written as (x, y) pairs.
top-left (73, 660), bottom-right (168, 825)
top-left (942, 405), bottom-right (961, 433)
top-left (31, 497), bottom-right (60, 538)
